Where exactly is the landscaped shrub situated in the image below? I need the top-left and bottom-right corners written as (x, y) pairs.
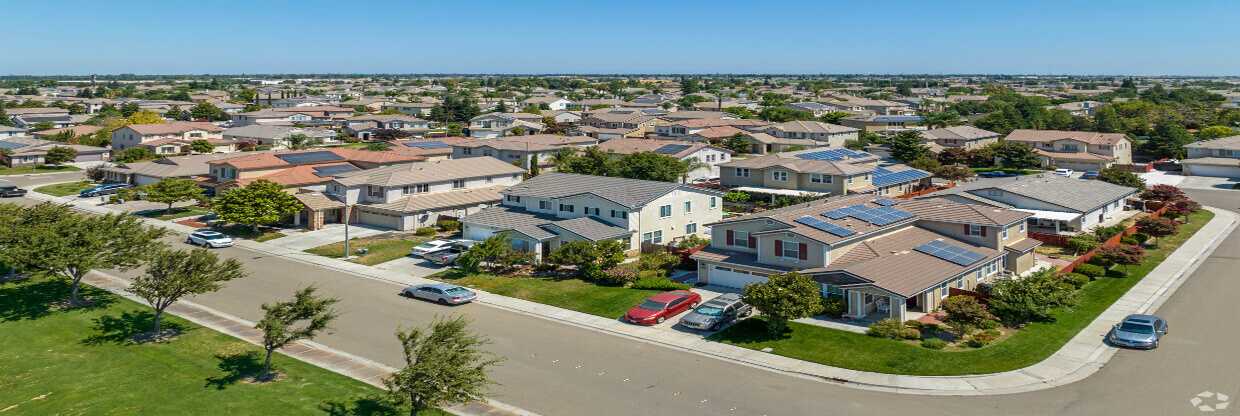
top-left (900, 327), bottom-right (922, 340)
top-left (638, 250), bottom-right (680, 272)
top-left (820, 296), bottom-right (846, 318)
top-left (631, 276), bottom-right (690, 291)
top-left (1073, 263), bottom-right (1106, 278)
top-left (594, 266), bottom-right (637, 286)
top-left (1120, 235), bottom-right (1140, 246)
top-left (1093, 224), bottom-right (1126, 241)
top-left (941, 295), bottom-right (995, 335)
top-left (1065, 234), bottom-right (1099, 254)
top-left (966, 329), bottom-right (1001, 348)
top-left (921, 338), bottom-right (948, 349)
top-left (979, 319), bottom-right (1000, 330)
top-left (1137, 217), bottom-right (1178, 240)
top-left (903, 320), bottom-right (923, 330)
top-left (988, 269), bottom-right (1077, 325)
top-left (1094, 244), bottom-right (1146, 273)
top-left (1063, 273), bottom-right (1090, 288)
top-left (1106, 267), bottom-right (1129, 278)
top-left (436, 219), bottom-right (460, 232)
top-left (414, 227), bottom-right (437, 236)
top-left (866, 318), bottom-right (905, 339)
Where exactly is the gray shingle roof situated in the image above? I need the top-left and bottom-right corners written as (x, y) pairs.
top-left (502, 172), bottom-right (704, 209)
top-left (462, 205), bottom-right (631, 242)
top-left (927, 174), bottom-right (1139, 213)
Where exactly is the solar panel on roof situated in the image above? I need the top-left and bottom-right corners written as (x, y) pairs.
top-left (872, 166), bottom-right (930, 187)
top-left (276, 151), bottom-right (344, 165)
top-left (794, 216), bottom-right (856, 237)
top-left (653, 144), bottom-right (692, 155)
top-left (874, 198), bottom-right (898, 206)
top-left (794, 148), bottom-right (873, 161)
top-left (914, 240), bottom-right (986, 266)
top-left (404, 141), bottom-right (450, 149)
top-left (312, 164), bottom-right (361, 177)
top-left (0, 141), bottom-right (27, 150)
top-left (823, 204), bottom-right (866, 220)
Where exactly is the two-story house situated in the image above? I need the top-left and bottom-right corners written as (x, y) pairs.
top-left (719, 148), bottom-right (931, 198)
top-left (204, 148), bottom-right (427, 194)
top-left (691, 194), bottom-right (1040, 323)
top-left (594, 138), bottom-right (734, 182)
top-left (460, 172), bottom-right (725, 259)
top-left (304, 157), bottom-right (527, 231)
top-left (1004, 129), bottom-right (1132, 171)
top-left (343, 115), bottom-right (432, 139)
top-left (762, 121), bottom-right (859, 148)
top-left (111, 122), bottom-right (233, 155)
top-left (522, 96), bottom-right (573, 111)
top-left (1182, 135), bottom-right (1240, 178)
top-left (652, 118), bottom-right (770, 138)
top-left (222, 125), bottom-right (338, 150)
top-left (451, 134), bottom-right (597, 169)
top-left (0, 136), bottom-right (110, 167)
top-left (467, 112), bottom-right (546, 138)
top-left (919, 125), bottom-right (1001, 153)
top-left (577, 110), bottom-right (658, 141)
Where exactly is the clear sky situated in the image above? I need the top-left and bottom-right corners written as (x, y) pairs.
top-left (4, 0), bottom-right (1239, 75)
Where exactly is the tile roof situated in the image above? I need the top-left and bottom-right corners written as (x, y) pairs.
top-left (331, 157), bottom-right (523, 187)
top-left (461, 205), bottom-right (630, 242)
top-left (595, 138), bottom-right (727, 158)
top-left (1185, 135), bottom-right (1240, 151)
top-left (920, 126), bottom-right (1000, 141)
top-left (361, 185), bottom-right (508, 214)
top-left (767, 120), bottom-right (858, 134)
top-left (896, 197), bottom-right (1031, 226)
top-left (824, 227), bottom-right (1002, 297)
top-left (503, 172), bottom-right (708, 209)
top-left (1005, 129), bottom-right (1129, 146)
top-left (127, 122), bottom-right (223, 135)
top-left (925, 174), bottom-right (1139, 213)
top-left (454, 134), bottom-right (597, 152)
top-left (719, 152), bottom-right (874, 176)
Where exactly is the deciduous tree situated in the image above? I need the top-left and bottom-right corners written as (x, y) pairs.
top-left (43, 146), bottom-right (77, 165)
top-left (213, 179), bottom-right (303, 233)
top-left (255, 286), bottom-right (338, 380)
top-left (741, 272), bottom-right (824, 336)
top-left (385, 317), bottom-right (502, 416)
top-left (127, 248), bottom-right (245, 335)
top-left (145, 177), bottom-right (205, 213)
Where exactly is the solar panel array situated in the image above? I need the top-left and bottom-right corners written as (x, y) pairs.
top-left (653, 144), bottom-right (692, 155)
top-left (823, 204), bottom-right (868, 219)
top-left (872, 166), bottom-right (931, 187)
top-left (849, 206), bottom-right (914, 226)
top-left (914, 240), bottom-right (986, 266)
top-left (312, 164), bottom-right (361, 177)
top-left (794, 148), bottom-right (872, 161)
top-left (404, 141), bottom-right (451, 149)
top-left (794, 216), bottom-right (856, 237)
top-left (276, 151), bottom-right (345, 165)
top-left (0, 141), bottom-right (27, 150)
top-left (874, 198), bottom-right (898, 206)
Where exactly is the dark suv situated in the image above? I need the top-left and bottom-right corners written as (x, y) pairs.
top-left (677, 293), bottom-right (753, 331)
top-left (0, 183), bottom-right (27, 198)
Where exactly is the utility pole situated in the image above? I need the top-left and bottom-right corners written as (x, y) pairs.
top-left (342, 205), bottom-right (351, 258)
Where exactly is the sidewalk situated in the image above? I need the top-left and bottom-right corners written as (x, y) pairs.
top-left (28, 189), bottom-right (1240, 395)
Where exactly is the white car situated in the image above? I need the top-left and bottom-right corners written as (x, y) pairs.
top-left (1053, 168), bottom-right (1074, 177)
top-left (410, 240), bottom-right (457, 257)
top-left (186, 230), bottom-right (234, 248)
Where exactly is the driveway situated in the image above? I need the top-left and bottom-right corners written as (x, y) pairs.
top-left (371, 255), bottom-right (446, 279)
top-left (1139, 169), bottom-right (1187, 187)
top-left (1179, 175), bottom-right (1240, 191)
top-left (265, 223), bottom-right (388, 251)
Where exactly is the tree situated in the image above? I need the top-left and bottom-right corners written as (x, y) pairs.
top-left (115, 146), bottom-right (157, 163)
top-left (255, 286), bottom-right (338, 380)
top-left (888, 131), bottom-right (929, 162)
top-left (1140, 184), bottom-right (1187, 204)
top-left (818, 111), bottom-right (850, 125)
top-left (189, 102), bottom-right (227, 121)
top-left (1197, 125), bottom-right (1235, 140)
top-left (284, 133), bottom-right (315, 150)
top-left (741, 272), bottom-right (824, 336)
top-left (934, 164), bottom-right (975, 182)
top-left (190, 139), bottom-right (215, 154)
top-left (6, 203), bottom-right (166, 305)
top-left (1136, 217), bottom-right (1178, 241)
top-left (940, 295), bottom-right (995, 335)
top-left (1145, 122), bottom-right (1193, 159)
top-left (372, 129), bottom-right (412, 141)
top-left (546, 240), bottom-right (625, 279)
top-left (43, 146), bottom-right (77, 165)
top-left (385, 317), bottom-right (502, 416)
top-left (145, 177), bottom-right (205, 213)
top-left (722, 133), bottom-right (751, 154)
top-left (1097, 167), bottom-right (1145, 189)
top-left (923, 111), bottom-right (961, 129)
top-left (937, 147), bottom-right (970, 166)
top-left (758, 107), bottom-right (813, 122)
top-left (987, 269), bottom-right (1076, 325)
top-left (365, 141), bottom-right (393, 151)
top-left (1094, 244), bottom-right (1145, 275)
top-left (615, 152), bottom-right (688, 183)
top-left (991, 141), bottom-right (1039, 169)
top-left (127, 110), bottom-right (165, 125)
top-left (213, 179), bottom-right (303, 233)
top-left (127, 248), bottom-right (245, 335)
top-left (463, 234), bottom-right (513, 273)
top-left (1092, 105), bottom-right (1123, 133)
top-left (1065, 234), bottom-right (1100, 254)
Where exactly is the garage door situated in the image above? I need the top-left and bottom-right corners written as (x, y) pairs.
top-left (709, 266), bottom-right (768, 289)
top-left (1185, 164), bottom-right (1240, 179)
top-left (357, 210), bottom-right (404, 230)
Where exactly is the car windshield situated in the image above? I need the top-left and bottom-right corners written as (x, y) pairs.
top-left (202, 234), bottom-right (229, 240)
top-left (1119, 322), bottom-right (1154, 334)
top-left (414, 242), bottom-right (442, 249)
top-left (443, 287), bottom-right (469, 294)
top-left (638, 300), bottom-right (668, 311)
top-left (694, 306), bottom-right (724, 316)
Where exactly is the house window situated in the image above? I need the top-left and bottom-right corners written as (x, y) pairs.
top-left (686, 223), bottom-right (697, 234)
top-left (539, 200), bottom-right (549, 210)
top-left (940, 282), bottom-right (949, 299)
top-left (367, 186), bottom-right (383, 197)
top-left (733, 231), bottom-right (749, 248)
top-left (1002, 227), bottom-right (1009, 240)
top-left (462, 148), bottom-right (473, 155)
top-left (847, 175), bottom-right (854, 184)
top-left (966, 224), bottom-right (984, 236)
top-left (610, 209), bottom-right (628, 219)
top-left (958, 277), bottom-right (966, 288)
top-left (452, 179), bottom-right (466, 189)
top-left (772, 171), bottom-right (788, 182)
top-left (810, 174), bottom-right (832, 184)
top-left (735, 167), bottom-right (750, 177)
top-left (683, 201), bottom-right (691, 213)
top-left (709, 197), bottom-right (717, 208)
top-left (585, 207), bottom-right (600, 216)
top-left (559, 203), bottom-right (574, 213)
top-left (1019, 222), bottom-right (1026, 232)
top-left (652, 230), bottom-right (663, 244)
top-left (659, 205), bottom-right (672, 217)
top-left (506, 195), bottom-right (521, 203)
top-left (781, 240), bottom-right (799, 259)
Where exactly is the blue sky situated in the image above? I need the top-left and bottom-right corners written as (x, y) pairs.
top-left (4, 0), bottom-right (1238, 75)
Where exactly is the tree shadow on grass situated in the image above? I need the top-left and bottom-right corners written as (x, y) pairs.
top-left (80, 310), bottom-right (184, 346)
top-left (319, 396), bottom-right (400, 416)
top-left (705, 317), bottom-right (793, 343)
top-left (0, 278), bottom-right (115, 322)
top-left (204, 351), bottom-right (265, 390)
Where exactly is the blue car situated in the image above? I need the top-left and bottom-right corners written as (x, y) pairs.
top-left (1081, 170), bottom-right (1100, 180)
top-left (1108, 314), bottom-right (1168, 349)
top-left (79, 183), bottom-right (133, 197)
top-left (978, 171), bottom-right (1015, 178)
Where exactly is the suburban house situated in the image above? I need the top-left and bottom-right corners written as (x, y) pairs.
top-left (460, 172), bottom-right (724, 260)
top-left (719, 147), bottom-right (931, 198)
top-left (343, 115), bottom-right (431, 139)
top-left (919, 125), bottom-right (1001, 152)
top-left (725, 131), bottom-right (821, 155)
top-left (467, 112), bottom-right (546, 138)
top-left (231, 106), bottom-right (353, 126)
top-left (1004, 129), bottom-right (1133, 171)
top-left (691, 194), bottom-right (1040, 323)
top-left (785, 102), bottom-right (844, 118)
top-left (300, 157), bottom-right (526, 231)
top-left (100, 153), bottom-right (242, 186)
top-left (653, 118), bottom-right (770, 138)
top-left (523, 96), bottom-right (573, 111)
top-left (1182, 135), bottom-right (1240, 178)
top-left (825, 94), bottom-right (915, 116)
top-left (385, 138), bottom-right (472, 161)
top-left (594, 138), bottom-right (734, 181)
top-left (840, 115), bottom-right (925, 133)
top-left (31, 125), bottom-right (103, 140)
top-left (451, 134), bottom-right (597, 169)
top-left (381, 101), bottom-right (437, 117)
top-left (578, 110), bottom-right (658, 140)
top-left (1050, 101), bottom-right (1102, 116)
top-left (0, 136), bottom-right (110, 167)
top-left (111, 122), bottom-right (233, 155)
top-left (921, 174), bottom-right (1139, 235)
top-left (761, 121), bottom-right (859, 148)
top-left (222, 125), bottom-right (338, 149)
top-left (202, 148), bottom-right (428, 194)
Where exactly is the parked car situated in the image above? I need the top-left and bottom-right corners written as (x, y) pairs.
top-left (678, 293), bottom-right (753, 331)
top-left (422, 243), bottom-right (469, 265)
top-left (410, 239), bottom-right (457, 257)
top-left (1108, 314), bottom-right (1168, 349)
top-left (1053, 168), bottom-right (1074, 177)
top-left (1081, 170), bottom-right (1100, 180)
top-left (401, 283), bottom-right (477, 305)
top-left (977, 171), bottom-right (1015, 178)
top-left (624, 290), bottom-right (702, 325)
top-left (185, 230), bottom-right (235, 248)
top-left (79, 183), bottom-right (133, 197)
top-left (0, 183), bottom-right (27, 198)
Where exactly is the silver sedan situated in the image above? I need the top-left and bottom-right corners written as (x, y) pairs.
top-left (401, 283), bottom-right (477, 305)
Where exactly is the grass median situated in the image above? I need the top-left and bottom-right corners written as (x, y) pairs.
top-left (0, 276), bottom-right (451, 415)
top-left (305, 233), bottom-right (431, 266)
top-left (432, 270), bottom-right (663, 318)
top-left (0, 164), bottom-right (80, 176)
top-left (33, 180), bottom-right (94, 197)
top-left (711, 209), bottom-right (1214, 376)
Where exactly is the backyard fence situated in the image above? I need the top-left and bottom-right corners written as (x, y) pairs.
top-left (1058, 204), bottom-right (1169, 274)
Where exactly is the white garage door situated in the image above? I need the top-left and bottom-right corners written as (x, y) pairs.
top-left (1186, 164), bottom-right (1240, 179)
top-left (357, 210), bottom-right (403, 230)
top-left (709, 266), bottom-right (768, 289)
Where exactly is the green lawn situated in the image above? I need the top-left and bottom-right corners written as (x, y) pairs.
top-left (0, 164), bottom-right (80, 176)
top-left (711, 209), bottom-right (1215, 376)
top-left (34, 180), bottom-right (95, 197)
top-left (136, 206), bottom-right (212, 221)
top-left (433, 270), bottom-right (663, 318)
top-left (215, 224), bottom-right (287, 242)
top-left (0, 276), bottom-right (451, 415)
top-left (304, 234), bottom-right (432, 266)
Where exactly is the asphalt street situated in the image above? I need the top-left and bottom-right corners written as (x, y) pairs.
top-left (5, 171), bottom-right (1238, 416)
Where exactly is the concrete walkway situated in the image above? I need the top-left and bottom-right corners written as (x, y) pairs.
top-left (26, 188), bottom-right (1240, 395)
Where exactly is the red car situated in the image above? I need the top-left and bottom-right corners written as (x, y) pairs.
top-left (624, 290), bottom-right (702, 325)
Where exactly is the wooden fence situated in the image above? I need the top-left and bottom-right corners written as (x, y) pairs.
top-left (1058, 205), bottom-right (1169, 274)
top-left (896, 182), bottom-right (956, 200)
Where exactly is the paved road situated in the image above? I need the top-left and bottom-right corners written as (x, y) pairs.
top-left (6, 175), bottom-right (1239, 416)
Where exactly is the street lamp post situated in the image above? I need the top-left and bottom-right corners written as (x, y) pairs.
top-left (342, 205), bottom-right (351, 258)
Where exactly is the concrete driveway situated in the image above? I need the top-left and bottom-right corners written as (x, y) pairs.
top-left (371, 255), bottom-right (446, 279)
top-left (266, 223), bottom-right (388, 251)
top-left (1179, 175), bottom-right (1240, 191)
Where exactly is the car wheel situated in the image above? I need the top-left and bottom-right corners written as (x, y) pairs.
top-left (438, 298), bottom-right (449, 305)
top-left (656, 317), bottom-right (665, 324)
top-left (710, 322), bottom-right (721, 331)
